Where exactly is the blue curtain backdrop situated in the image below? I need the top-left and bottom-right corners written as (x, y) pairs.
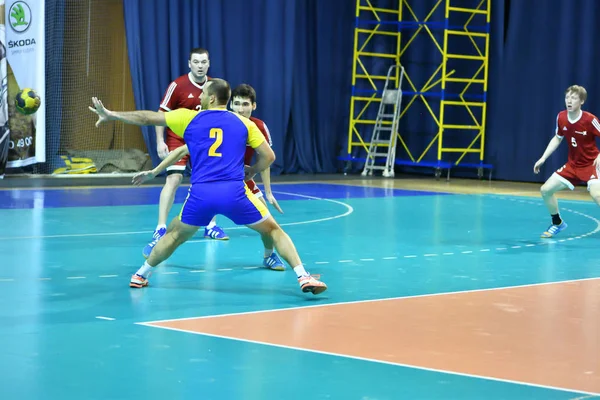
top-left (121, 0), bottom-right (600, 182)
top-left (486, 0), bottom-right (600, 182)
top-left (122, 0), bottom-right (354, 175)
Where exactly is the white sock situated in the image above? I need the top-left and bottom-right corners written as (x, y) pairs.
top-left (264, 248), bottom-right (274, 258)
top-left (136, 261), bottom-right (154, 278)
top-left (293, 265), bottom-right (308, 278)
top-left (206, 220), bottom-right (216, 229)
top-left (155, 224), bottom-right (166, 231)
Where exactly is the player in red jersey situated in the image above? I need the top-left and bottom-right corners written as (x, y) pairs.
top-left (231, 84), bottom-right (283, 212)
top-left (144, 48), bottom-right (228, 258)
top-left (230, 84), bottom-right (285, 270)
top-left (534, 85), bottom-right (600, 237)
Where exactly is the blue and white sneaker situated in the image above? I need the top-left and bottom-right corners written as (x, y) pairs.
top-left (541, 221), bottom-right (568, 238)
top-left (263, 252), bottom-right (285, 271)
top-left (142, 227), bottom-right (166, 258)
top-left (204, 226), bottom-right (229, 240)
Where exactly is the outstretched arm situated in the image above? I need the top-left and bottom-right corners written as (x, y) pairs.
top-left (89, 97), bottom-right (167, 128)
top-left (132, 145), bottom-right (189, 186)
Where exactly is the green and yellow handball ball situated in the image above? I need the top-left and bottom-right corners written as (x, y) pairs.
top-left (15, 88), bottom-right (41, 115)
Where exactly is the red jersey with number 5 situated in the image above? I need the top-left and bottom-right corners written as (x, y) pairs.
top-left (159, 73), bottom-right (210, 140)
top-left (555, 110), bottom-right (600, 167)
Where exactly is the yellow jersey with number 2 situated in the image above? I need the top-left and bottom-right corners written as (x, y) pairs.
top-left (164, 107), bottom-right (265, 185)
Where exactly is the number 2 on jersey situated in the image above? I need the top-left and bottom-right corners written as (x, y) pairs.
top-left (208, 128), bottom-right (223, 157)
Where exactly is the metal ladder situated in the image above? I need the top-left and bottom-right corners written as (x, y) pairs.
top-left (361, 64), bottom-right (404, 178)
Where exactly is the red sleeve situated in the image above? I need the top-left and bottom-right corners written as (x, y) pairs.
top-left (260, 122), bottom-right (273, 146)
top-left (590, 115), bottom-right (600, 138)
top-left (159, 81), bottom-right (179, 111)
top-left (555, 113), bottom-right (563, 137)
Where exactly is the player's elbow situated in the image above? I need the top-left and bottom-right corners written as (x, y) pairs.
top-left (266, 149), bottom-right (276, 164)
top-left (259, 145), bottom-right (276, 164)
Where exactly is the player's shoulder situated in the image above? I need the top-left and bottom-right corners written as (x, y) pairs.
top-left (231, 111), bottom-right (258, 126)
top-left (249, 116), bottom-right (265, 128)
top-left (171, 74), bottom-right (191, 85)
top-left (582, 111), bottom-right (599, 121)
top-left (557, 110), bottom-right (568, 120)
top-left (167, 108), bottom-right (201, 123)
top-left (169, 75), bottom-right (188, 86)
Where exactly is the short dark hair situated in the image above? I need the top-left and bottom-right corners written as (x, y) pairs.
top-left (231, 84), bottom-right (257, 104)
top-left (205, 79), bottom-right (231, 105)
top-left (189, 48), bottom-right (209, 60)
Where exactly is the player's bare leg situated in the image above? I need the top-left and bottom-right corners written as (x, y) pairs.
top-left (540, 174), bottom-right (570, 238)
top-left (131, 217), bottom-right (199, 288)
top-left (252, 195), bottom-right (285, 271)
top-left (257, 215), bottom-right (285, 271)
top-left (158, 173), bottom-right (183, 227)
top-left (248, 216), bottom-right (327, 294)
top-left (588, 181), bottom-right (600, 205)
top-left (142, 172), bottom-right (183, 258)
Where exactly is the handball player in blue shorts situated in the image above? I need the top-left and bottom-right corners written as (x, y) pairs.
top-left (89, 78), bottom-right (327, 295)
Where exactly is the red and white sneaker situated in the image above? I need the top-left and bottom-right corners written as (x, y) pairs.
top-left (298, 274), bottom-right (327, 295)
top-left (130, 273), bottom-right (150, 288)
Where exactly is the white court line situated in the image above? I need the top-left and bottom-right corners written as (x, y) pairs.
top-left (95, 316), bottom-right (115, 321)
top-left (137, 276), bottom-right (600, 397)
top-left (137, 276), bottom-right (600, 324)
top-left (0, 190), bottom-right (354, 241)
top-left (139, 325), bottom-right (599, 397)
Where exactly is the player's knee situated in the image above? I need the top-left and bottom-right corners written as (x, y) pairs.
top-left (166, 226), bottom-right (188, 246)
top-left (253, 216), bottom-right (281, 235)
top-left (540, 183), bottom-right (554, 198)
top-left (165, 173), bottom-right (183, 188)
top-left (589, 185), bottom-right (600, 203)
top-left (168, 230), bottom-right (183, 245)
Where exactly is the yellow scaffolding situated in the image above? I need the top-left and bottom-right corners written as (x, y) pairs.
top-left (342, 0), bottom-right (492, 179)
top-left (346, 0), bottom-right (402, 163)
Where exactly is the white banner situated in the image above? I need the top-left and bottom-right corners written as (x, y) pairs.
top-left (5, 0), bottom-right (44, 168)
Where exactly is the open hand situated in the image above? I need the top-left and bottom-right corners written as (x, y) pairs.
top-left (132, 170), bottom-right (157, 186)
top-left (88, 97), bottom-right (113, 127)
top-left (244, 165), bottom-right (256, 181)
top-left (265, 192), bottom-right (283, 214)
top-left (157, 142), bottom-right (170, 159)
top-left (533, 158), bottom-right (545, 174)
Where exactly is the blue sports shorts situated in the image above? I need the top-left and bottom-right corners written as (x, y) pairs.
top-left (179, 181), bottom-right (269, 227)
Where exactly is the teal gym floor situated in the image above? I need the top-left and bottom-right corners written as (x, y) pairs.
top-left (0, 180), bottom-right (598, 400)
